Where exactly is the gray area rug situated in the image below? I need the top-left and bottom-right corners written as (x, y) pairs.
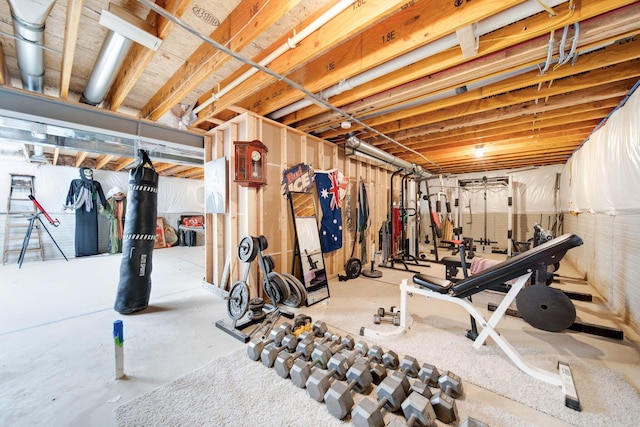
top-left (115, 317), bottom-right (639, 426)
top-left (114, 346), bottom-right (526, 427)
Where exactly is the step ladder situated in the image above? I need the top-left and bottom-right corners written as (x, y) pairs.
top-left (3, 174), bottom-right (44, 265)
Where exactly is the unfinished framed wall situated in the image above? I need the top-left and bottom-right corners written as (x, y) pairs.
top-left (203, 112), bottom-right (394, 299)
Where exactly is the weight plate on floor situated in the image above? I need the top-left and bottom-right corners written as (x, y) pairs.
top-left (281, 275), bottom-right (303, 308)
top-left (237, 236), bottom-right (258, 263)
top-left (267, 272), bottom-right (290, 303)
top-left (516, 285), bottom-right (576, 332)
top-left (227, 281), bottom-right (249, 320)
top-left (281, 273), bottom-right (307, 303)
top-left (345, 257), bottom-right (362, 279)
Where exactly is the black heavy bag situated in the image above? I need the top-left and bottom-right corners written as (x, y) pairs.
top-left (114, 151), bottom-right (158, 314)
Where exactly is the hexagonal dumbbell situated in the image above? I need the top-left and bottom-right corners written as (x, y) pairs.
top-left (382, 349), bottom-right (399, 370)
top-left (430, 391), bottom-right (458, 424)
top-left (306, 352), bottom-right (354, 401)
top-left (351, 374), bottom-right (407, 427)
top-left (274, 339), bottom-right (314, 378)
top-left (260, 334), bottom-right (297, 367)
top-left (418, 363), bottom-right (440, 388)
top-left (438, 371), bottom-right (464, 398)
top-left (401, 391), bottom-right (437, 427)
top-left (353, 341), bottom-right (387, 385)
top-left (246, 324), bottom-right (288, 361)
top-left (400, 355), bottom-right (420, 378)
top-left (324, 360), bottom-right (373, 419)
top-left (329, 335), bottom-right (355, 354)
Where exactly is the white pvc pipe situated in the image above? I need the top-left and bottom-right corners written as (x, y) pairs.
top-left (268, 0), bottom-right (568, 120)
top-left (193, 0), bottom-right (356, 115)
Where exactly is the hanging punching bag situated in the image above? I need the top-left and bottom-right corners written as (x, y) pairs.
top-left (114, 150), bottom-right (158, 314)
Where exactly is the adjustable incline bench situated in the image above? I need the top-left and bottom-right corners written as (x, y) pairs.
top-left (361, 233), bottom-right (584, 410)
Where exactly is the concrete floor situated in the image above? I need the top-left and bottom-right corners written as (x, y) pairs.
top-left (1, 246), bottom-right (639, 426)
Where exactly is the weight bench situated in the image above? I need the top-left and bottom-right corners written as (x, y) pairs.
top-left (360, 233), bottom-right (584, 410)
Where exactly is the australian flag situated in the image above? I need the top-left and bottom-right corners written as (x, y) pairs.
top-left (315, 169), bottom-right (343, 253)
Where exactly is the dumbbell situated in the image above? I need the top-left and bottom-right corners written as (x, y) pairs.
top-left (290, 337), bottom-right (342, 387)
top-left (351, 374), bottom-right (407, 427)
top-left (260, 334), bottom-right (297, 367)
top-left (382, 349), bottom-right (400, 370)
top-left (400, 355), bottom-right (420, 378)
top-left (373, 312), bottom-right (401, 326)
top-left (324, 360), bottom-right (373, 419)
top-left (430, 391), bottom-right (458, 424)
top-left (305, 352), bottom-right (355, 401)
top-left (391, 370), bottom-right (432, 400)
top-left (274, 339), bottom-right (314, 378)
top-left (401, 392), bottom-right (437, 427)
top-left (377, 306), bottom-right (397, 317)
top-left (246, 324), bottom-right (289, 361)
top-left (438, 371), bottom-right (464, 398)
top-left (353, 341), bottom-right (387, 385)
top-left (418, 363), bottom-right (440, 387)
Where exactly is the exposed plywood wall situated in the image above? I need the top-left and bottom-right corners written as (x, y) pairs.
top-left (204, 112), bottom-right (393, 298)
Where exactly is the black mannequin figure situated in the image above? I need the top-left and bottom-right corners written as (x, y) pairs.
top-left (65, 167), bottom-right (107, 257)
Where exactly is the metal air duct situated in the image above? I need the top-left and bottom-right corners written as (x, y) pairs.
top-left (81, 3), bottom-right (161, 106)
top-left (6, 0), bottom-right (56, 93)
top-left (345, 132), bottom-right (426, 177)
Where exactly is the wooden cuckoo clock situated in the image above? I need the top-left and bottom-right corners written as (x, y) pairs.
top-left (234, 140), bottom-right (268, 187)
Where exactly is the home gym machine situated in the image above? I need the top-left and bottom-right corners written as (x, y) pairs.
top-left (378, 170), bottom-right (423, 273)
top-left (457, 176), bottom-right (513, 256)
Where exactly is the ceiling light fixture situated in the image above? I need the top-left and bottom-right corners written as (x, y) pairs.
top-left (475, 145), bottom-right (484, 158)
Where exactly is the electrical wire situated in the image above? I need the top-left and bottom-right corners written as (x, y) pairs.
top-left (138, 0), bottom-right (441, 172)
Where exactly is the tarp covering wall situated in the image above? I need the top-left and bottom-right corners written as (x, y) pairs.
top-left (0, 161), bottom-right (204, 214)
top-left (560, 81), bottom-right (640, 215)
top-left (425, 164), bottom-right (563, 215)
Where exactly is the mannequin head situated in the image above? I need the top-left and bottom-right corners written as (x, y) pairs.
top-left (80, 167), bottom-right (93, 181)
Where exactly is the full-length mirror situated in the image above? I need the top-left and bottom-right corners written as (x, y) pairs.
top-left (289, 191), bottom-right (329, 306)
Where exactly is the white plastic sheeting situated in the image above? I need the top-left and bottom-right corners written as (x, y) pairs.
top-left (0, 161), bottom-right (204, 214)
top-left (425, 165), bottom-right (563, 215)
top-left (561, 82), bottom-right (640, 215)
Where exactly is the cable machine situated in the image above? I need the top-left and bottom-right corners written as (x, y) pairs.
top-left (456, 176), bottom-right (513, 256)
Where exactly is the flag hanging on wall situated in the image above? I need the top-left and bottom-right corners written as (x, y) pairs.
top-left (315, 169), bottom-right (344, 253)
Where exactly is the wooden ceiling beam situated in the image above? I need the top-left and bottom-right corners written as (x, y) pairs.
top-left (140, 0), bottom-right (300, 121)
top-left (74, 151), bottom-right (88, 168)
top-left (231, 0), bottom-right (524, 121)
top-left (280, 0), bottom-right (640, 128)
top-left (114, 158), bottom-right (135, 171)
top-left (384, 120), bottom-right (600, 155)
top-left (59, 0), bottom-right (84, 99)
top-left (361, 81), bottom-right (632, 143)
top-left (371, 100), bottom-right (621, 146)
top-left (153, 162), bottom-right (178, 172)
top-left (297, 31), bottom-right (640, 134)
top-left (319, 39), bottom-right (640, 139)
top-left (192, 0), bottom-right (525, 127)
top-left (95, 154), bottom-right (115, 169)
top-left (106, 0), bottom-right (191, 111)
top-left (325, 63), bottom-right (640, 143)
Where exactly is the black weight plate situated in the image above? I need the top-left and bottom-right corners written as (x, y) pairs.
top-left (268, 272), bottom-right (290, 303)
top-left (257, 235), bottom-right (269, 251)
top-left (345, 257), bottom-right (362, 279)
top-left (282, 275), bottom-right (303, 308)
top-left (262, 255), bottom-right (275, 274)
top-left (237, 236), bottom-right (258, 262)
top-left (516, 285), bottom-right (576, 332)
top-left (281, 273), bottom-right (306, 303)
top-left (227, 281), bottom-right (249, 320)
